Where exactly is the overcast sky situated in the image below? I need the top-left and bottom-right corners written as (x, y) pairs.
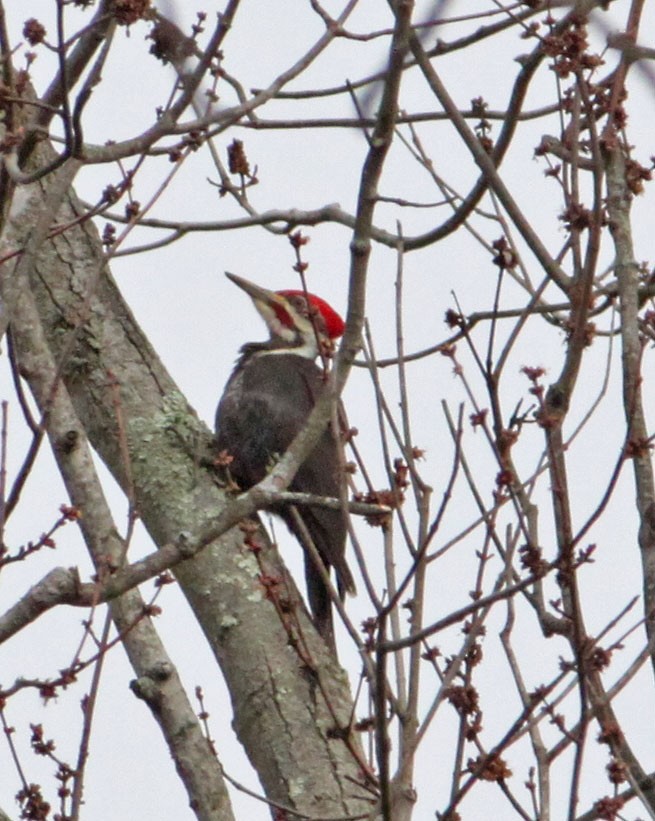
top-left (1, 2), bottom-right (655, 819)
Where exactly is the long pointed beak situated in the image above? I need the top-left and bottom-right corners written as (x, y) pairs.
top-left (225, 271), bottom-right (301, 340)
top-left (225, 271), bottom-right (281, 307)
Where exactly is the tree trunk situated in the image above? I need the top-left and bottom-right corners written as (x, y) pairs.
top-left (1, 138), bottom-right (370, 818)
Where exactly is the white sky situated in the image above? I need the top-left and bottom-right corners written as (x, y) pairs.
top-left (1, 1), bottom-right (655, 819)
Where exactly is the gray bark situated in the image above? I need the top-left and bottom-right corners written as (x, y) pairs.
top-left (1, 142), bottom-right (370, 818)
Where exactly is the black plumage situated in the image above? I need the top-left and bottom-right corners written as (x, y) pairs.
top-left (215, 276), bottom-right (355, 647)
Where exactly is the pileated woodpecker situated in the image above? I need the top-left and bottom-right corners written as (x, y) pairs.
top-left (215, 273), bottom-right (355, 647)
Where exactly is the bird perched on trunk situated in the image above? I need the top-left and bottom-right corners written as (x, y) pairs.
top-left (215, 272), bottom-right (355, 648)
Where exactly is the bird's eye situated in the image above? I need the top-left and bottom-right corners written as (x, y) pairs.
top-left (286, 294), bottom-right (328, 335)
top-left (291, 295), bottom-right (308, 314)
